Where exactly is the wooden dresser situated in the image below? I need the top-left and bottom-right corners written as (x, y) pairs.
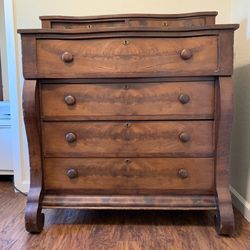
top-left (18, 12), bottom-right (239, 235)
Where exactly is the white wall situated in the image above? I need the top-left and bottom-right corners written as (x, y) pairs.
top-left (14, 0), bottom-right (231, 29)
top-left (230, 0), bottom-right (250, 220)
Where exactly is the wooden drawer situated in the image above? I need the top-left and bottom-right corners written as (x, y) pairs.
top-left (37, 36), bottom-right (218, 78)
top-left (48, 18), bottom-right (207, 30)
top-left (42, 121), bottom-right (214, 157)
top-left (43, 158), bottom-right (215, 195)
top-left (41, 81), bottom-right (214, 120)
top-left (41, 13), bottom-right (217, 29)
top-left (128, 18), bottom-right (206, 28)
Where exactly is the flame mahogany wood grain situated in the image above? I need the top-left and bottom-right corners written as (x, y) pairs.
top-left (43, 158), bottom-right (215, 194)
top-left (23, 80), bottom-right (44, 233)
top-left (42, 121), bottom-right (214, 157)
top-left (40, 81), bottom-right (214, 119)
top-left (19, 14), bottom-right (238, 235)
top-left (18, 26), bottom-right (239, 79)
top-left (36, 36), bottom-right (217, 78)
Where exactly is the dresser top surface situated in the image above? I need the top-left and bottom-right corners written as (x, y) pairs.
top-left (39, 12), bottom-right (218, 21)
top-left (18, 24), bottom-right (239, 34)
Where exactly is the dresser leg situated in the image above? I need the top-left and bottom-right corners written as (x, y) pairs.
top-left (23, 80), bottom-right (44, 233)
top-left (214, 77), bottom-right (235, 236)
top-left (25, 199), bottom-right (44, 233)
top-left (215, 189), bottom-right (235, 236)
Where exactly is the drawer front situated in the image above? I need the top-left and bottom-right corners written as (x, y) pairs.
top-left (41, 81), bottom-right (214, 119)
top-left (50, 17), bottom-right (206, 30)
top-left (42, 121), bottom-right (214, 157)
top-left (51, 20), bottom-right (126, 29)
top-left (128, 18), bottom-right (206, 28)
top-left (37, 36), bottom-right (218, 78)
top-left (44, 158), bottom-right (215, 194)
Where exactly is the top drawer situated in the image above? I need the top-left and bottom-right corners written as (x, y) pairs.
top-left (36, 36), bottom-right (218, 78)
top-left (40, 13), bottom-right (217, 29)
top-left (49, 18), bottom-right (207, 30)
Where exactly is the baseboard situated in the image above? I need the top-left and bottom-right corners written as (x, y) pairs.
top-left (0, 170), bottom-right (13, 175)
top-left (14, 179), bottom-right (29, 194)
top-left (230, 185), bottom-right (250, 222)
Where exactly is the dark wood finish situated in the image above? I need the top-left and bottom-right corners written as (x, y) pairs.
top-left (42, 194), bottom-right (217, 209)
top-left (17, 24), bottom-right (239, 34)
top-left (42, 121), bottom-right (214, 157)
top-left (18, 25), bottom-right (239, 79)
top-left (20, 35), bottom-right (37, 79)
top-left (23, 80), bottom-right (44, 233)
top-left (214, 77), bottom-right (235, 235)
top-left (41, 81), bottom-right (214, 119)
top-left (0, 52), bottom-right (3, 100)
top-left (19, 13), bottom-right (239, 235)
top-left (40, 12), bottom-right (218, 29)
top-left (43, 158), bottom-right (215, 194)
top-left (36, 36), bottom-right (218, 78)
top-left (1, 179), bottom-right (250, 249)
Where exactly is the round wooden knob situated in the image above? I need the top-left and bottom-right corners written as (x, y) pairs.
top-left (179, 94), bottom-right (190, 104)
top-left (65, 132), bottom-right (77, 143)
top-left (67, 168), bottom-right (78, 179)
top-left (64, 95), bottom-right (76, 105)
top-left (61, 52), bottom-right (74, 63)
top-left (178, 168), bottom-right (188, 179)
top-left (179, 132), bottom-right (191, 143)
top-left (180, 49), bottom-right (193, 60)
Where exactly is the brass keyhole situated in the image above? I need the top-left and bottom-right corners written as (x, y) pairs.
top-left (86, 24), bottom-right (92, 29)
top-left (123, 40), bottom-right (129, 46)
top-left (124, 122), bottom-right (131, 128)
top-left (123, 84), bottom-right (129, 90)
top-left (124, 159), bottom-right (131, 164)
top-left (162, 21), bottom-right (168, 27)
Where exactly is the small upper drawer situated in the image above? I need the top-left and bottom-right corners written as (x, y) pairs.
top-left (44, 17), bottom-right (209, 30)
top-left (49, 18), bottom-right (206, 30)
top-left (41, 81), bottom-right (214, 120)
top-left (40, 12), bottom-right (217, 29)
top-left (36, 36), bottom-right (218, 78)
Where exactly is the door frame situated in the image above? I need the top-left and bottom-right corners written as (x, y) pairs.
top-left (3, 0), bottom-right (29, 192)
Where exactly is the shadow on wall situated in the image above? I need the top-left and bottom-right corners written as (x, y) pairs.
top-left (230, 18), bottom-right (250, 202)
top-left (231, 63), bottom-right (250, 201)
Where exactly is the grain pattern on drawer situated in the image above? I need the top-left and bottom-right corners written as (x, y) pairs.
top-left (37, 36), bottom-right (218, 78)
top-left (128, 18), bottom-right (206, 28)
top-left (42, 121), bottom-right (214, 157)
top-left (44, 158), bottom-right (215, 195)
top-left (51, 20), bottom-right (126, 29)
top-left (41, 81), bottom-right (214, 119)
top-left (51, 17), bottom-right (206, 30)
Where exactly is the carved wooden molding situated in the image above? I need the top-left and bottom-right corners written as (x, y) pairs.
top-left (23, 80), bottom-right (44, 233)
top-left (215, 76), bottom-right (235, 235)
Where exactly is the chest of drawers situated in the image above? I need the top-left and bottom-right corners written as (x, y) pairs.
top-left (18, 12), bottom-right (238, 235)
